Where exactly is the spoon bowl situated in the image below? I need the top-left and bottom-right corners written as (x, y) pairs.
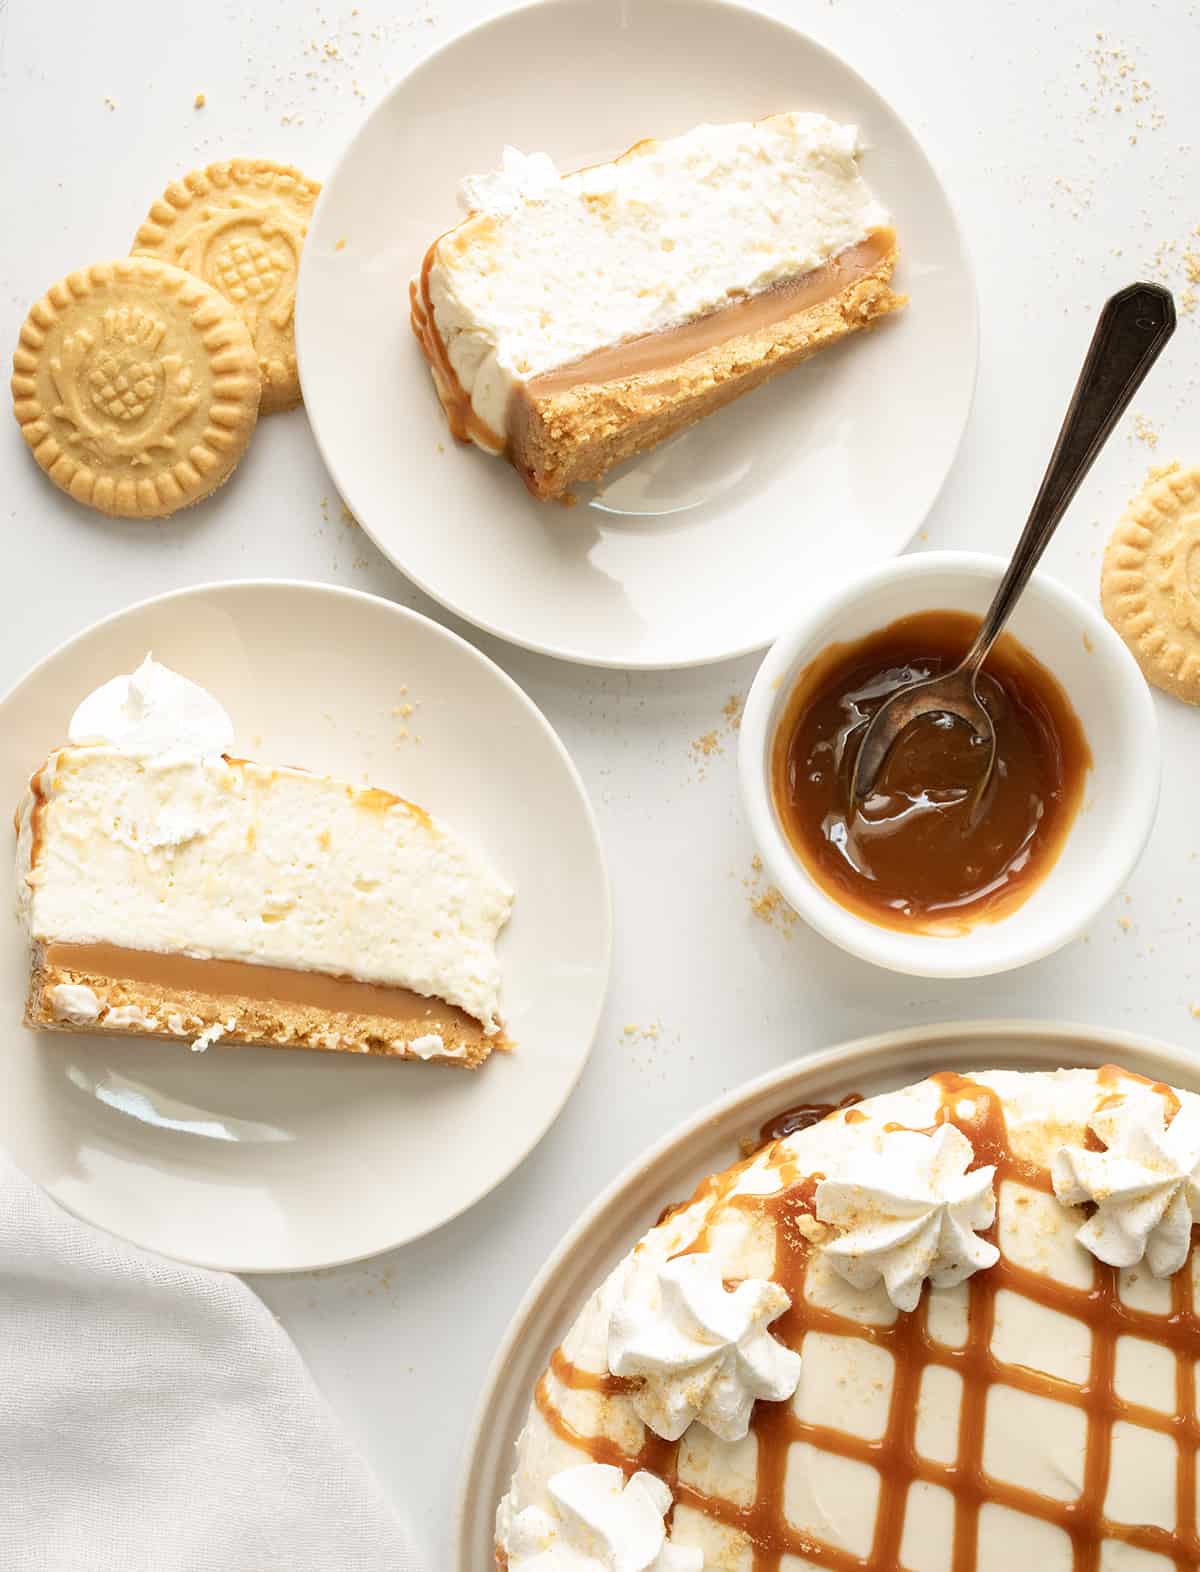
top-left (849, 281), bottom-right (1175, 811)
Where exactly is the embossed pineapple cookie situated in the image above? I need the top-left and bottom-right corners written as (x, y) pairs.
top-left (1102, 465), bottom-right (1200, 703)
top-left (132, 159), bottom-right (320, 414)
top-left (11, 257), bottom-right (260, 519)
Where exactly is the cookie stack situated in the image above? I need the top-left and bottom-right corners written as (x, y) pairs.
top-left (10, 159), bottom-right (319, 520)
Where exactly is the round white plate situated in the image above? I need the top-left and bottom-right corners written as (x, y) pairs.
top-left (455, 1019), bottom-right (1196, 1568)
top-left (296, 0), bottom-right (978, 669)
top-left (0, 582), bottom-right (610, 1272)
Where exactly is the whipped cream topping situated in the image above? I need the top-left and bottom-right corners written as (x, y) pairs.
top-left (68, 655), bottom-right (234, 756)
top-left (498, 1069), bottom-right (1200, 1569)
top-left (427, 112), bottom-right (889, 440)
top-left (1052, 1086), bottom-right (1200, 1276)
top-left (815, 1123), bottom-right (999, 1312)
top-left (18, 663), bottom-right (514, 1036)
top-left (496, 1465), bottom-right (701, 1571)
top-left (607, 1252), bottom-right (801, 1441)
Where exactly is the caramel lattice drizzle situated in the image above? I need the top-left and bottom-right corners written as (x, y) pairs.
top-left (534, 1070), bottom-right (1200, 1571)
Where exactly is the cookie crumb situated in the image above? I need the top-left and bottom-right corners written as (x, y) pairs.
top-left (1132, 413), bottom-right (1159, 450)
top-left (723, 694), bottom-right (744, 730)
top-left (335, 237), bottom-right (347, 252)
top-left (622, 1021), bottom-right (662, 1043)
top-left (193, 91), bottom-right (206, 108)
top-left (1118, 916), bottom-right (1131, 931)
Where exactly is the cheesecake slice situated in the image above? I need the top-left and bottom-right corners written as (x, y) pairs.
top-left (16, 659), bottom-right (513, 1066)
top-left (412, 113), bottom-right (905, 500)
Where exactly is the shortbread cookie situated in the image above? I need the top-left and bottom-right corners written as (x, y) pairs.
top-left (1102, 465), bottom-right (1200, 702)
top-left (11, 257), bottom-right (260, 519)
top-left (132, 158), bottom-right (320, 413)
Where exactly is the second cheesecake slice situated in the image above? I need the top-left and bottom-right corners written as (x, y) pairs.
top-left (17, 659), bottom-right (513, 1066)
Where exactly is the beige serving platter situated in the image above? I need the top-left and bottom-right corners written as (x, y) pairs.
top-left (455, 1018), bottom-right (1198, 1568)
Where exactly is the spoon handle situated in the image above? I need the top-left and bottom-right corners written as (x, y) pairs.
top-left (964, 281), bottom-right (1176, 672)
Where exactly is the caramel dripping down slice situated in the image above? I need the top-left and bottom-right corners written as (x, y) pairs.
top-left (413, 228), bottom-right (905, 499)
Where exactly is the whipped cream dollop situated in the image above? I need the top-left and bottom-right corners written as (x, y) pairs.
top-left (607, 1252), bottom-right (801, 1442)
top-left (497, 1465), bottom-right (701, 1572)
top-left (68, 655), bottom-right (234, 756)
top-left (428, 112), bottom-right (890, 440)
top-left (816, 1123), bottom-right (999, 1312)
top-left (1052, 1086), bottom-right (1200, 1276)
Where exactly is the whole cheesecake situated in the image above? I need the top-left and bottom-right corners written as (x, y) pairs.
top-left (495, 1065), bottom-right (1200, 1569)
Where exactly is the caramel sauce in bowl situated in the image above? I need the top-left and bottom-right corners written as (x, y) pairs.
top-left (738, 553), bottom-right (1161, 978)
top-left (772, 610), bottom-right (1092, 935)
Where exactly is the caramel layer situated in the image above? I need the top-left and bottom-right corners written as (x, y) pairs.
top-left (527, 228), bottom-right (895, 395)
top-left (411, 227), bottom-right (895, 453)
top-left (43, 942), bottom-right (485, 1038)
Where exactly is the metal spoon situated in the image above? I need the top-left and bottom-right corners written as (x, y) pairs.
top-left (849, 281), bottom-right (1176, 812)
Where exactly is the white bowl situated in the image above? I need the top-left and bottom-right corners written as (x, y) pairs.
top-left (738, 551), bottom-right (1160, 978)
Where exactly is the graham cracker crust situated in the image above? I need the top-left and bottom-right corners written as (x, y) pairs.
top-left (25, 954), bottom-right (495, 1068)
top-left (509, 237), bottom-right (905, 500)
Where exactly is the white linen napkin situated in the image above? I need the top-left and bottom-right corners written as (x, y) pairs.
top-left (0, 1151), bottom-right (425, 1572)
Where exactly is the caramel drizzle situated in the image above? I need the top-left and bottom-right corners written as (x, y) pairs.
top-left (533, 1068), bottom-right (1200, 1570)
top-left (410, 244), bottom-right (507, 454)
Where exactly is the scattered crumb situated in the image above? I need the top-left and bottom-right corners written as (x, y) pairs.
top-left (103, 96), bottom-right (118, 111)
top-left (1118, 916), bottom-right (1132, 931)
top-left (193, 91), bottom-right (206, 108)
top-left (622, 1021), bottom-right (662, 1043)
top-left (1080, 34), bottom-right (1165, 131)
top-left (691, 730), bottom-right (722, 759)
top-left (340, 503), bottom-right (356, 525)
top-left (1144, 459), bottom-right (1180, 487)
top-left (1182, 289), bottom-right (1197, 317)
top-left (750, 885), bottom-right (797, 932)
top-left (1132, 413), bottom-right (1159, 450)
top-left (744, 859), bottom-right (797, 934)
top-left (335, 236), bottom-right (347, 252)
top-left (1192, 1004), bottom-right (1200, 1019)
top-left (722, 694), bottom-right (744, 731)
top-left (1082, 632), bottom-right (1094, 653)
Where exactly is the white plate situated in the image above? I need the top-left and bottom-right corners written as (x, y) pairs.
top-left (0, 582), bottom-right (611, 1272)
top-left (296, 0), bottom-right (978, 669)
top-left (454, 1019), bottom-right (1196, 1568)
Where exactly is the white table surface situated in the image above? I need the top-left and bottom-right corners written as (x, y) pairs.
top-left (3, 0), bottom-right (1199, 1562)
